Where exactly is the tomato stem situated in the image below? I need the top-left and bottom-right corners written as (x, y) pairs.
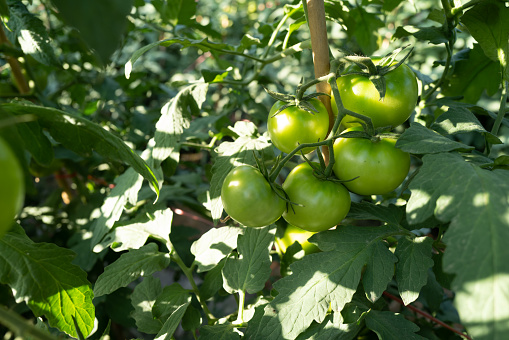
top-left (0, 305), bottom-right (59, 340)
top-left (235, 290), bottom-right (246, 324)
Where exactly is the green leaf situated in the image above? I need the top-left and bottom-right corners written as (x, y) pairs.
top-left (1, 102), bottom-right (159, 195)
top-left (201, 258), bottom-right (226, 300)
top-left (347, 202), bottom-right (403, 226)
top-left (6, 0), bottom-right (59, 66)
top-left (364, 310), bottom-right (425, 339)
top-left (14, 120), bottom-right (54, 167)
top-left (155, 303), bottom-right (190, 340)
top-left (209, 121), bottom-right (272, 224)
top-left (0, 226), bottom-right (95, 337)
top-left (407, 152), bottom-right (509, 339)
top-left (348, 6), bottom-right (384, 55)
top-left (52, 0), bottom-right (133, 65)
top-left (131, 276), bottom-right (163, 334)
top-left (432, 106), bottom-right (488, 135)
top-left (254, 225), bottom-right (398, 338)
top-left (395, 236), bottom-right (434, 305)
top-left (222, 225), bottom-right (276, 294)
top-left (98, 208), bottom-right (173, 252)
top-left (442, 44), bottom-right (500, 103)
top-left (154, 84), bottom-right (208, 168)
top-left (363, 241), bottom-right (397, 302)
top-left (396, 122), bottom-right (474, 154)
top-left (152, 283), bottom-right (191, 339)
top-left (199, 324), bottom-right (240, 340)
top-left (461, 0), bottom-right (509, 78)
top-left (296, 312), bottom-right (363, 340)
top-left (94, 243), bottom-right (171, 297)
top-left (181, 305), bottom-right (202, 332)
top-left (393, 25), bottom-right (448, 45)
top-left (191, 226), bottom-right (244, 273)
top-left (91, 168), bottom-right (144, 248)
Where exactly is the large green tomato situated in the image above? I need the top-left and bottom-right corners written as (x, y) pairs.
top-left (332, 132), bottom-right (410, 195)
top-left (221, 165), bottom-right (285, 227)
top-left (268, 98), bottom-right (330, 154)
top-left (331, 59), bottom-right (418, 128)
top-left (0, 137), bottom-right (24, 238)
top-left (282, 162), bottom-right (351, 232)
top-left (275, 224), bottom-right (319, 255)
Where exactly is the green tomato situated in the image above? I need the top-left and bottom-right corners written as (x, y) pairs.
top-left (331, 58), bottom-right (418, 128)
top-left (275, 224), bottom-right (320, 255)
top-left (268, 98), bottom-right (330, 154)
top-left (282, 162), bottom-right (351, 232)
top-left (332, 132), bottom-right (410, 195)
top-left (0, 137), bottom-right (24, 238)
top-left (221, 165), bottom-right (285, 227)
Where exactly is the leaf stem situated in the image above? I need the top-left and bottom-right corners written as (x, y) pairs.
top-left (0, 305), bottom-right (60, 340)
top-left (492, 79), bottom-right (508, 138)
top-left (170, 247), bottom-right (217, 324)
top-left (421, 41), bottom-right (452, 102)
top-left (235, 290), bottom-right (246, 324)
top-left (0, 24), bottom-right (30, 94)
top-left (382, 291), bottom-right (472, 340)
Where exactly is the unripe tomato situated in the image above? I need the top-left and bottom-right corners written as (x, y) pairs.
top-left (221, 165), bottom-right (285, 227)
top-left (331, 58), bottom-right (418, 128)
top-left (332, 132), bottom-right (410, 195)
top-left (267, 98), bottom-right (329, 154)
top-left (275, 224), bottom-right (319, 255)
top-left (0, 137), bottom-right (24, 238)
top-left (282, 162), bottom-right (351, 232)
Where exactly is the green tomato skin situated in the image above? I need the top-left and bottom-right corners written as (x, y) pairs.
top-left (0, 137), bottom-right (24, 238)
top-left (282, 162), bottom-right (351, 232)
top-left (275, 224), bottom-right (320, 255)
top-left (332, 136), bottom-right (410, 196)
top-left (268, 98), bottom-right (330, 154)
top-left (221, 165), bottom-right (285, 228)
top-left (331, 60), bottom-right (418, 128)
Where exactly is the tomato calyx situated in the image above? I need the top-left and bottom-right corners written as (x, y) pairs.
top-left (263, 86), bottom-right (329, 117)
top-left (337, 45), bottom-right (414, 101)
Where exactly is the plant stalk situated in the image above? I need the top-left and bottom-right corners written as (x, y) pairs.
top-left (235, 290), bottom-right (246, 324)
top-left (0, 305), bottom-right (59, 340)
top-left (0, 24), bottom-right (30, 94)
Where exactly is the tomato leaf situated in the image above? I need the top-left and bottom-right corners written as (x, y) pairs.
top-left (199, 324), bottom-right (240, 340)
top-left (364, 310), bottom-right (425, 339)
top-left (222, 225), bottom-right (275, 294)
top-left (0, 225), bottom-right (95, 338)
top-left (131, 276), bottom-right (164, 334)
top-left (393, 25), bottom-right (449, 45)
top-left (200, 258), bottom-right (226, 300)
top-left (94, 243), bottom-right (171, 297)
top-left (364, 241), bottom-right (397, 302)
top-left (346, 201), bottom-right (403, 227)
top-left (407, 153), bottom-right (509, 340)
top-left (190, 226), bottom-right (244, 273)
top-left (153, 283), bottom-right (191, 340)
top-left (396, 122), bottom-right (474, 154)
top-left (295, 312), bottom-right (363, 340)
top-left (395, 236), bottom-right (434, 305)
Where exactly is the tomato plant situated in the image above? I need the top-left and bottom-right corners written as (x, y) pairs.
top-left (267, 98), bottom-right (329, 154)
top-left (331, 58), bottom-right (418, 129)
top-left (221, 165), bottom-right (285, 227)
top-left (332, 132), bottom-right (410, 195)
top-left (275, 224), bottom-right (319, 255)
top-left (0, 137), bottom-right (24, 238)
top-left (282, 162), bottom-right (351, 232)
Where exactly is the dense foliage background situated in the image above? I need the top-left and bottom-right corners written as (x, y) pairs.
top-left (0, 0), bottom-right (508, 339)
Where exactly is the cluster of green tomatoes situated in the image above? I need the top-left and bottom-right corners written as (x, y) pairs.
top-left (221, 56), bottom-right (418, 250)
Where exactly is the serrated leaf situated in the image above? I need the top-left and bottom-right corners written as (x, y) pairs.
top-left (131, 276), bottom-right (163, 334)
top-left (14, 118), bottom-right (54, 167)
top-left (395, 236), bottom-right (434, 305)
top-left (296, 312), bottom-right (363, 340)
top-left (254, 225), bottom-right (399, 339)
top-left (98, 208), bottom-right (173, 252)
top-left (6, 0), bottom-right (59, 66)
top-left (155, 303), bottom-right (190, 340)
top-left (348, 6), bottom-right (384, 55)
top-left (347, 202), bottom-right (403, 226)
top-left (181, 305), bottom-right (202, 332)
top-left (191, 226), bottom-right (244, 273)
top-left (419, 270), bottom-right (444, 313)
top-left (52, 0), bottom-right (133, 65)
top-left (432, 106), bottom-right (488, 135)
top-left (0, 226), bottom-right (94, 337)
top-left (1, 102), bottom-right (159, 195)
top-left (222, 225), bottom-right (275, 294)
top-left (407, 152), bottom-right (509, 340)
top-left (364, 310), bottom-right (425, 339)
top-left (201, 258), bottom-right (226, 300)
top-left (363, 242), bottom-right (397, 302)
top-left (153, 283), bottom-right (191, 320)
top-left (94, 243), bottom-right (171, 297)
top-left (393, 25), bottom-right (448, 45)
top-left (91, 168), bottom-right (144, 248)
top-left (199, 324), bottom-right (241, 340)
top-left (396, 122), bottom-right (474, 154)
top-left (153, 84), bottom-right (208, 168)
top-left (209, 121), bottom-right (271, 224)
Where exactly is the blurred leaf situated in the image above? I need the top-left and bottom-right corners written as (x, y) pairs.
top-left (191, 226), bottom-right (244, 273)
top-left (14, 120), bottom-right (54, 166)
top-left (396, 122), bottom-right (474, 154)
top-left (382, 0), bottom-right (404, 12)
top-left (395, 236), bottom-right (434, 305)
top-left (347, 6), bottom-right (384, 55)
top-left (94, 243), bottom-right (171, 297)
top-left (6, 0), bottom-right (59, 66)
top-left (419, 270), bottom-right (444, 313)
top-left (393, 25), bottom-right (449, 45)
top-left (131, 276), bottom-right (163, 334)
top-left (51, 0), bottom-right (133, 65)
top-left (0, 226), bottom-right (95, 338)
top-left (365, 310), bottom-right (425, 339)
top-left (407, 152), bottom-right (509, 340)
top-left (222, 225), bottom-right (275, 294)
top-left (199, 324), bottom-right (240, 340)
